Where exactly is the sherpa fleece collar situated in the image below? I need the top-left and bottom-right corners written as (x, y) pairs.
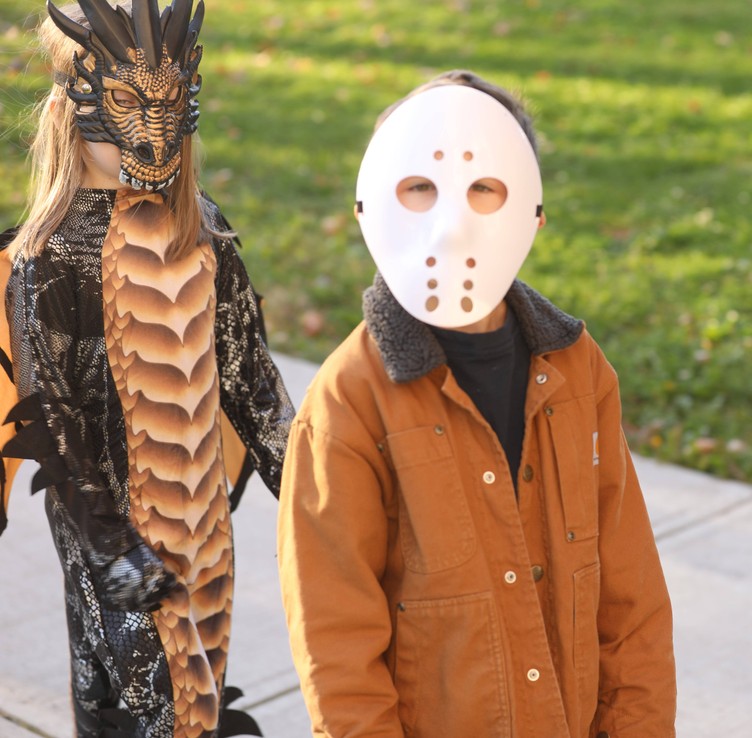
top-left (362, 272), bottom-right (584, 384)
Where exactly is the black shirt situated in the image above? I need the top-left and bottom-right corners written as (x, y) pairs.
top-left (431, 308), bottom-right (530, 490)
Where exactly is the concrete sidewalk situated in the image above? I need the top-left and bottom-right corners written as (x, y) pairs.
top-left (1, 353), bottom-right (750, 737)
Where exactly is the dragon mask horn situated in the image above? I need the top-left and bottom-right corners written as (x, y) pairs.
top-left (131, 0), bottom-right (162, 67)
top-left (47, 0), bottom-right (132, 64)
top-left (163, 0), bottom-right (202, 63)
top-left (47, 0), bottom-right (202, 67)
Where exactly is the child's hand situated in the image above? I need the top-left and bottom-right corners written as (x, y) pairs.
top-left (96, 541), bottom-right (177, 612)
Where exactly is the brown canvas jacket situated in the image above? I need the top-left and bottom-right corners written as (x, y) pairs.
top-left (278, 274), bottom-right (676, 738)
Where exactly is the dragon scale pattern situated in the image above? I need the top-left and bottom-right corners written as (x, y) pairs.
top-left (101, 190), bottom-right (232, 738)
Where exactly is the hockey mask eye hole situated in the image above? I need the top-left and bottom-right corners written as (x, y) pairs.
top-left (467, 177), bottom-right (508, 214)
top-left (396, 176), bottom-right (438, 212)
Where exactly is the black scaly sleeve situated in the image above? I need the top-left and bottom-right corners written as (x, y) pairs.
top-left (209, 207), bottom-right (294, 502)
top-left (4, 194), bottom-right (174, 611)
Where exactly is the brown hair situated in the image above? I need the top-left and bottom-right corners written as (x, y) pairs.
top-left (9, 2), bottom-right (228, 261)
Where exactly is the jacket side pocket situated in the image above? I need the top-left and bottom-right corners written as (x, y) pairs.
top-left (394, 591), bottom-right (511, 737)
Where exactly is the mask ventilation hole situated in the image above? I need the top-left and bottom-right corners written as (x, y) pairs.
top-left (426, 296), bottom-right (439, 312)
top-left (461, 297), bottom-right (473, 312)
top-left (163, 141), bottom-right (178, 161)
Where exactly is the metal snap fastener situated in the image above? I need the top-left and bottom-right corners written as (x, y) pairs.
top-left (397, 602), bottom-right (406, 612)
top-left (544, 406), bottom-right (554, 416)
top-left (531, 565), bottom-right (544, 582)
top-left (527, 668), bottom-right (540, 682)
top-left (504, 571), bottom-right (517, 584)
top-left (483, 471), bottom-right (496, 484)
top-left (434, 424), bottom-right (444, 435)
top-left (535, 373), bottom-right (548, 385)
top-left (567, 531), bottom-right (576, 542)
top-left (522, 465), bottom-right (534, 482)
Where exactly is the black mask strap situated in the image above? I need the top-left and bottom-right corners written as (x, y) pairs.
top-left (53, 70), bottom-right (75, 88)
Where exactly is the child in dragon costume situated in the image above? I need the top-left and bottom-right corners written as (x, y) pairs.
top-left (0, 2), bottom-right (294, 736)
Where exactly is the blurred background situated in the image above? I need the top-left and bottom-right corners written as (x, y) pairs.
top-left (1, 0), bottom-right (750, 481)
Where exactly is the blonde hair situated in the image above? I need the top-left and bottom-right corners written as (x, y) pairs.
top-left (9, 2), bottom-right (227, 261)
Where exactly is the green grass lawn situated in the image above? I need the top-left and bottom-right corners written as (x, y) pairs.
top-left (1, 0), bottom-right (750, 481)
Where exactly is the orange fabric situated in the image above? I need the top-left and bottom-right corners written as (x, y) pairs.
top-left (278, 323), bottom-right (676, 738)
top-left (220, 410), bottom-right (246, 488)
top-left (0, 250), bottom-right (21, 514)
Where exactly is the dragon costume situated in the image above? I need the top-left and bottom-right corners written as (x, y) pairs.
top-left (0, 3), bottom-right (294, 737)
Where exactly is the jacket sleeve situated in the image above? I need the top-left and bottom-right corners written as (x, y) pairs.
top-left (592, 364), bottom-right (677, 736)
top-left (278, 416), bottom-right (405, 738)
top-left (4, 251), bottom-right (174, 611)
top-left (212, 233), bottom-right (294, 501)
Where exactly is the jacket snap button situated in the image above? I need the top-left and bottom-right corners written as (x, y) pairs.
top-left (544, 406), bottom-right (554, 416)
top-left (531, 565), bottom-right (544, 582)
top-left (567, 531), bottom-right (576, 542)
top-left (434, 424), bottom-right (444, 435)
top-left (522, 465), bottom-right (534, 482)
top-left (482, 471), bottom-right (496, 484)
top-left (535, 373), bottom-right (548, 385)
top-left (397, 602), bottom-right (406, 612)
top-left (526, 668), bottom-right (540, 682)
top-left (504, 571), bottom-right (517, 584)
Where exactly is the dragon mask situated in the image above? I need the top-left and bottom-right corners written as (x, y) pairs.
top-left (48, 0), bottom-right (204, 191)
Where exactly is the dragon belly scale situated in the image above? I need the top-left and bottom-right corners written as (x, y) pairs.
top-left (101, 190), bottom-right (232, 737)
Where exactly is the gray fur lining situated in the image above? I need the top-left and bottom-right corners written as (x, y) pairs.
top-left (362, 272), bottom-right (584, 384)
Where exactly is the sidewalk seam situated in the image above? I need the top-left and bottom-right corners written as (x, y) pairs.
top-left (239, 683), bottom-right (302, 710)
top-left (655, 495), bottom-right (752, 542)
top-left (0, 708), bottom-right (59, 738)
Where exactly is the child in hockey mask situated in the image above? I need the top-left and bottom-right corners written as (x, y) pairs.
top-left (278, 70), bottom-right (676, 738)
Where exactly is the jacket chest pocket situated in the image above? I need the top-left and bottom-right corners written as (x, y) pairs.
top-left (545, 397), bottom-right (599, 542)
top-left (386, 426), bottom-right (476, 574)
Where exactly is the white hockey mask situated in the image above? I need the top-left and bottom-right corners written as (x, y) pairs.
top-left (356, 84), bottom-right (543, 328)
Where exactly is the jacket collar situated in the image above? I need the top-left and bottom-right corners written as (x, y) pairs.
top-left (362, 272), bottom-right (584, 384)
